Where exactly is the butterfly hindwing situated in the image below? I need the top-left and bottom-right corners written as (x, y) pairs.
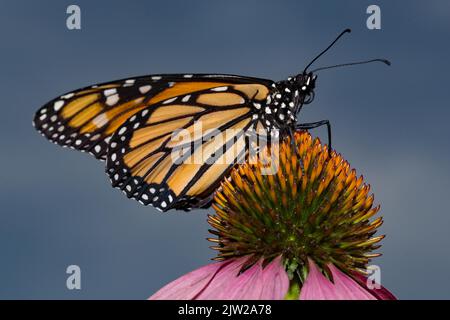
top-left (105, 82), bottom-right (271, 211)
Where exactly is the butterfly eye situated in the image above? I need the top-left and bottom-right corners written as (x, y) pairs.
top-left (296, 74), bottom-right (305, 82)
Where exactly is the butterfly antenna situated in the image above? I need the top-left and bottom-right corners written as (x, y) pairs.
top-left (311, 58), bottom-right (391, 73)
top-left (303, 28), bottom-right (351, 73)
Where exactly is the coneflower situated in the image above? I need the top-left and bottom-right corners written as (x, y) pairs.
top-left (150, 131), bottom-right (395, 300)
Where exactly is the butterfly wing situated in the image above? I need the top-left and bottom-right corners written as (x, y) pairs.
top-left (105, 80), bottom-right (273, 211)
top-left (33, 74), bottom-right (272, 160)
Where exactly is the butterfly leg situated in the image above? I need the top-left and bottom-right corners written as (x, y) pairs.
top-left (287, 127), bottom-right (301, 156)
top-left (295, 120), bottom-right (332, 151)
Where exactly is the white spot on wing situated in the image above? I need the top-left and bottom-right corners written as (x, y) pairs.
top-left (163, 97), bottom-right (177, 104)
top-left (139, 85), bottom-right (152, 94)
top-left (92, 113), bottom-right (109, 127)
top-left (118, 127), bottom-right (127, 135)
top-left (61, 93), bottom-right (74, 99)
top-left (53, 100), bottom-right (64, 111)
top-left (211, 86), bottom-right (228, 92)
top-left (104, 88), bottom-right (117, 96)
top-left (106, 94), bottom-right (119, 106)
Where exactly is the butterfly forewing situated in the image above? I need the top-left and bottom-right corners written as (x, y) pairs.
top-left (33, 77), bottom-right (164, 159)
top-left (33, 74), bottom-right (271, 161)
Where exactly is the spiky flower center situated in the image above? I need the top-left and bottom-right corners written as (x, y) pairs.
top-left (208, 131), bottom-right (383, 279)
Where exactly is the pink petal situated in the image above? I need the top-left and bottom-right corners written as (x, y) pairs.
top-left (195, 256), bottom-right (251, 299)
top-left (259, 256), bottom-right (290, 300)
top-left (149, 261), bottom-right (227, 300)
top-left (300, 260), bottom-right (377, 300)
top-left (328, 264), bottom-right (376, 300)
top-left (150, 256), bottom-right (290, 300)
top-left (299, 259), bottom-right (337, 300)
top-left (212, 260), bottom-right (265, 300)
top-left (196, 256), bottom-right (289, 300)
top-left (350, 271), bottom-right (397, 300)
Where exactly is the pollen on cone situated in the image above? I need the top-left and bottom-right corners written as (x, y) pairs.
top-left (209, 131), bottom-right (384, 276)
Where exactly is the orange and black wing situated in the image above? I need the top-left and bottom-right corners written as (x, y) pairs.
top-left (105, 80), bottom-right (272, 211)
top-left (33, 74), bottom-right (272, 160)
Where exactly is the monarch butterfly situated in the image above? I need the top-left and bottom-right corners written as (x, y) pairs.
top-left (33, 29), bottom-right (389, 212)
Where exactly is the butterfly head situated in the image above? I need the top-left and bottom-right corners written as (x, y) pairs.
top-left (294, 72), bottom-right (317, 105)
top-left (266, 73), bottom-right (318, 130)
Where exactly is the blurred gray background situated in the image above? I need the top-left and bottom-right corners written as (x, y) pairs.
top-left (0, 0), bottom-right (449, 299)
